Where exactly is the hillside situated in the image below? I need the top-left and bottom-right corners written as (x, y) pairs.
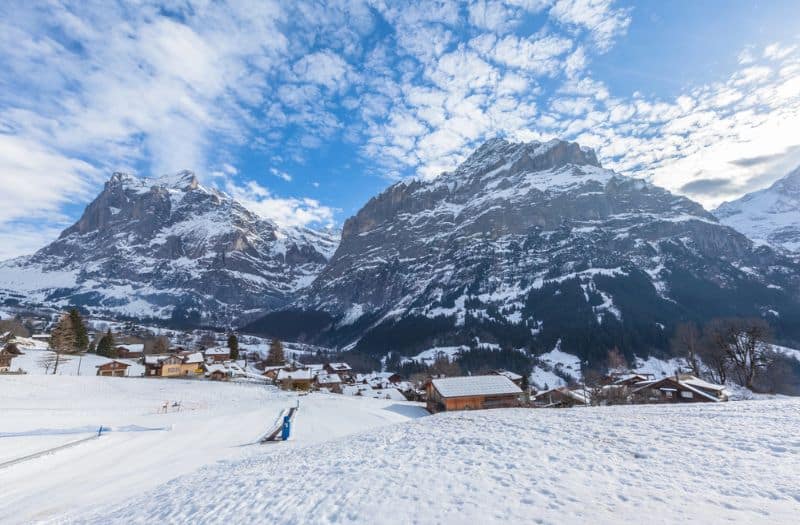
top-left (248, 139), bottom-right (800, 365)
top-left (0, 172), bottom-right (338, 325)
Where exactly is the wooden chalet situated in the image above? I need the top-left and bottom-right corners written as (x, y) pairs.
top-left (609, 373), bottom-right (654, 387)
top-left (205, 363), bottom-right (230, 381)
top-left (0, 348), bottom-right (16, 372)
top-left (533, 387), bottom-right (589, 408)
top-left (324, 362), bottom-right (354, 381)
top-left (426, 375), bottom-right (522, 413)
top-left (204, 347), bottom-right (230, 363)
top-left (116, 344), bottom-right (144, 359)
top-left (631, 375), bottom-right (727, 403)
top-left (96, 360), bottom-right (130, 377)
top-left (143, 353), bottom-right (203, 377)
top-left (315, 373), bottom-right (342, 393)
top-left (276, 369), bottom-right (313, 391)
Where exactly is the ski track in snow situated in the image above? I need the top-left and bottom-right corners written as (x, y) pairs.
top-left (76, 399), bottom-right (800, 525)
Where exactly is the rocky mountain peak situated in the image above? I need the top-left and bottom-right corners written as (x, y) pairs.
top-left (449, 138), bottom-right (601, 182)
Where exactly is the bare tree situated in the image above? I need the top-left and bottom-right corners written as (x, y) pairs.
top-left (704, 318), bottom-right (772, 389)
top-left (49, 313), bottom-right (77, 375)
top-left (606, 347), bottom-right (627, 374)
top-left (670, 322), bottom-right (702, 376)
top-left (144, 336), bottom-right (171, 355)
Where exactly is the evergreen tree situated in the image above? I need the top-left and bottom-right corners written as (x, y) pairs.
top-left (266, 338), bottom-right (285, 366)
top-left (96, 330), bottom-right (117, 358)
top-left (69, 308), bottom-right (90, 352)
top-left (227, 333), bottom-right (239, 360)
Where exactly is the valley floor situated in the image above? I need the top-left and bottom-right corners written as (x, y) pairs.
top-left (2, 376), bottom-right (799, 524)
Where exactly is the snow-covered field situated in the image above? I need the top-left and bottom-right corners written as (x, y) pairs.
top-left (64, 398), bottom-right (800, 524)
top-left (0, 376), bottom-right (427, 524)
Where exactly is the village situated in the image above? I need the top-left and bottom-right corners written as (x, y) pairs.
top-left (0, 307), bottom-right (731, 415)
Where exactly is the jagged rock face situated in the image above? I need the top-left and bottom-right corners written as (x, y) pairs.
top-left (288, 139), bottom-right (800, 362)
top-left (714, 166), bottom-right (800, 253)
top-left (0, 171), bottom-right (338, 323)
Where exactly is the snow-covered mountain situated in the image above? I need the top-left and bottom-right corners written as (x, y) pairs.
top-left (0, 171), bottom-right (338, 323)
top-left (714, 166), bottom-right (800, 253)
top-left (249, 138), bottom-right (800, 364)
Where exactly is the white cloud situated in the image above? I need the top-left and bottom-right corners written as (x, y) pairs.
top-left (270, 167), bottom-right (293, 182)
top-left (292, 50), bottom-right (352, 91)
top-left (224, 180), bottom-right (335, 229)
top-left (549, 0), bottom-right (631, 52)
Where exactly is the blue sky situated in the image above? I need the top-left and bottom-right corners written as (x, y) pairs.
top-left (0, 0), bottom-right (799, 258)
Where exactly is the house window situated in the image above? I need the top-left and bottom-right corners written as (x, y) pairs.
top-left (680, 391), bottom-right (694, 399)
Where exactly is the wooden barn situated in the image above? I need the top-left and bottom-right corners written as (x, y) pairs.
top-left (426, 375), bottom-right (522, 413)
top-left (96, 360), bottom-right (130, 377)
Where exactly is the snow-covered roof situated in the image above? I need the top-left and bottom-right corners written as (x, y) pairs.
top-left (432, 375), bottom-right (522, 398)
top-left (204, 347), bottom-right (230, 355)
top-left (316, 373), bottom-right (342, 384)
top-left (277, 369), bottom-right (312, 381)
top-left (494, 370), bottom-right (522, 381)
top-left (205, 363), bottom-right (227, 374)
top-left (327, 362), bottom-right (352, 371)
top-left (116, 344), bottom-right (144, 352)
top-left (681, 376), bottom-right (725, 392)
top-left (96, 360), bottom-right (130, 368)
top-left (631, 377), bottom-right (722, 402)
top-left (182, 352), bottom-right (204, 364)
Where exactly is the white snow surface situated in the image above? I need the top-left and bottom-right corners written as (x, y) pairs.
top-left (0, 376), bottom-right (426, 524)
top-left (76, 399), bottom-right (800, 524)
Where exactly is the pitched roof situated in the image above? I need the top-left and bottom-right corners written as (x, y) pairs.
top-left (204, 346), bottom-right (230, 355)
top-left (631, 377), bottom-right (722, 402)
top-left (432, 375), bottom-right (522, 398)
top-left (327, 362), bottom-right (352, 371)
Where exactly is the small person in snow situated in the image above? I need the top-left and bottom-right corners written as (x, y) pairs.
top-left (161, 401), bottom-right (169, 414)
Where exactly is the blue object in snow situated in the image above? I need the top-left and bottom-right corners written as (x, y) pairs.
top-left (281, 415), bottom-right (291, 441)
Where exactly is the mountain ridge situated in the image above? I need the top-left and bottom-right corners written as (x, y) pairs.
top-left (714, 165), bottom-right (800, 253)
top-left (248, 138), bottom-right (800, 366)
top-left (0, 170), bottom-right (339, 324)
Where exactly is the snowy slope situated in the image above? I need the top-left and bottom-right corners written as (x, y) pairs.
top-left (0, 171), bottom-right (338, 324)
top-left (714, 166), bottom-right (800, 252)
top-left (78, 399), bottom-right (800, 524)
top-left (0, 377), bottom-right (426, 524)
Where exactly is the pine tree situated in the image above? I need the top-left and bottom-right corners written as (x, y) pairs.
top-left (227, 333), bottom-right (239, 360)
top-left (69, 308), bottom-right (89, 352)
top-left (96, 330), bottom-right (117, 358)
top-left (49, 313), bottom-right (76, 374)
top-left (266, 338), bottom-right (285, 366)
